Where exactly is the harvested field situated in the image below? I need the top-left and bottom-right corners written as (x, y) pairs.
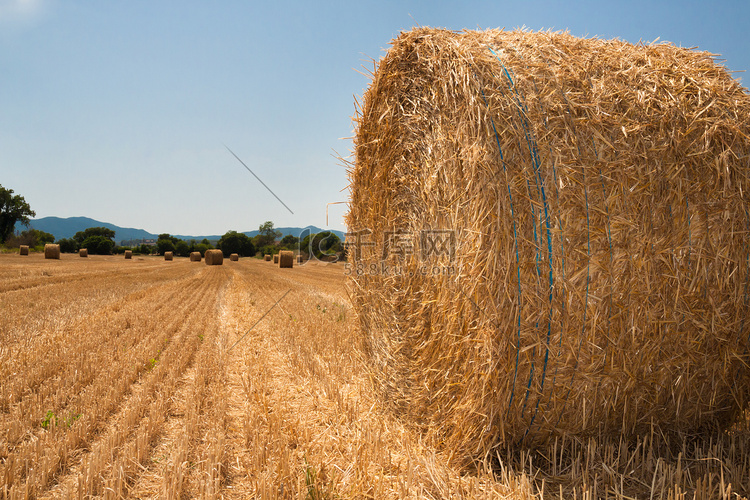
top-left (0, 253), bottom-right (747, 499)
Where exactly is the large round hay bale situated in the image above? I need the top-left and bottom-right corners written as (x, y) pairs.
top-left (264, 254), bottom-right (272, 261)
top-left (229, 253), bottom-right (239, 261)
top-left (347, 28), bottom-right (750, 460)
top-left (279, 250), bottom-right (294, 268)
top-left (79, 248), bottom-right (88, 257)
top-left (44, 244), bottom-right (61, 260)
top-left (19, 245), bottom-right (29, 256)
top-left (205, 249), bottom-right (223, 265)
top-left (189, 251), bottom-right (201, 262)
top-left (164, 251), bottom-right (173, 261)
top-left (124, 250), bottom-right (133, 259)
top-left (273, 254), bottom-right (279, 264)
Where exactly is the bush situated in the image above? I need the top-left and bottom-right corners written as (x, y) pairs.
top-left (195, 243), bottom-right (211, 256)
top-left (156, 239), bottom-right (175, 255)
top-left (219, 230), bottom-right (255, 257)
top-left (81, 235), bottom-right (115, 255)
top-left (56, 238), bottom-right (79, 253)
top-left (301, 232), bottom-right (342, 260)
top-left (175, 240), bottom-right (190, 257)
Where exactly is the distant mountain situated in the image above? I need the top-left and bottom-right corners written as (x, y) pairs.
top-left (21, 216), bottom-right (155, 242)
top-left (18, 216), bottom-right (345, 245)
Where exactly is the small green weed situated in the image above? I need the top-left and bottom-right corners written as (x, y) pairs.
top-left (41, 410), bottom-right (57, 429)
top-left (304, 460), bottom-right (337, 500)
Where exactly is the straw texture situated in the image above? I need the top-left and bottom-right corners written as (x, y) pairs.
top-left (19, 245), bottom-right (29, 256)
top-left (79, 248), bottom-right (88, 258)
top-left (279, 250), bottom-right (294, 268)
top-left (347, 28), bottom-right (750, 461)
top-left (230, 253), bottom-right (239, 261)
top-left (124, 250), bottom-right (133, 259)
top-left (164, 251), bottom-right (173, 261)
top-left (273, 254), bottom-right (279, 264)
top-left (264, 254), bottom-right (272, 261)
top-left (205, 249), bottom-right (223, 266)
top-left (189, 251), bottom-right (201, 262)
top-left (44, 244), bottom-right (60, 260)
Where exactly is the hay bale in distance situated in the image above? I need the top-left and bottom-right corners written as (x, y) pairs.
top-left (279, 250), bottom-right (294, 268)
top-left (264, 254), bottom-right (272, 261)
top-left (164, 251), bottom-right (173, 261)
top-left (229, 253), bottom-right (239, 261)
top-left (347, 28), bottom-right (750, 460)
top-left (297, 255), bottom-right (303, 264)
top-left (205, 249), bottom-right (223, 266)
top-left (273, 254), bottom-right (279, 264)
top-left (19, 245), bottom-right (29, 256)
top-left (124, 250), bottom-right (133, 259)
top-left (79, 248), bottom-right (88, 257)
top-left (44, 244), bottom-right (60, 260)
top-left (189, 251), bottom-right (201, 262)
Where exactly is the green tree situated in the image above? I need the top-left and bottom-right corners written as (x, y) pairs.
top-left (156, 238), bottom-right (175, 255)
top-left (57, 238), bottom-right (78, 253)
top-left (260, 245), bottom-right (277, 257)
top-left (255, 221), bottom-right (281, 248)
top-left (158, 233), bottom-right (181, 245)
top-left (175, 240), bottom-right (190, 257)
top-left (0, 185), bottom-right (35, 244)
top-left (74, 227), bottom-right (116, 246)
top-left (138, 244), bottom-right (153, 255)
top-left (81, 235), bottom-right (115, 255)
top-left (280, 234), bottom-right (299, 249)
top-left (195, 243), bottom-right (211, 256)
top-left (219, 230), bottom-right (255, 257)
top-left (8, 228), bottom-right (54, 248)
top-left (301, 232), bottom-right (341, 260)
top-left (34, 230), bottom-right (55, 246)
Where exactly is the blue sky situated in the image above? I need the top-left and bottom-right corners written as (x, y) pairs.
top-left (1, 0), bottom-right (748, 237)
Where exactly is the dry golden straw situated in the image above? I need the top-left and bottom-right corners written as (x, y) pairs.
top-left (264, 254), bottom-right (272, 261)
top-left (279, 250), bottom-right (294, 268)
top-left (19, 245), bottom-right (29, 256)
top-left (229, 253), bottom-right (239, 261)
top-left (164, 251), bottom-right (173, 261)
top-left (44, 244), bottom-right (60, 260)
top-left (79, 248), bottom-right (88, 258)
top-left (273, 254), bottom-right (279, 264)
top-left (189, 251), bottom-right (201, 262)
top-left (124, 250), bottom-right (133, 259)
top-left (347, 28), bottom-right (750, 462)
top-left (205, 249), bottom-right (223, 266)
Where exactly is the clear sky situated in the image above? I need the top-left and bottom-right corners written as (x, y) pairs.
top-left (1, 0), bottom-right (748, 237)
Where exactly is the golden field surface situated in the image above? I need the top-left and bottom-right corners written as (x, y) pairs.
top-left (0, 253), bottom-right (748, 499)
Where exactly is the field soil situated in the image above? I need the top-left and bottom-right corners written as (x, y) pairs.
top-left (0, 254), bottom-right (747, 499)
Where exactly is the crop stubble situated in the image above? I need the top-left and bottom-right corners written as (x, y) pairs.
top-left (0, 255), bottom-right (747, 499)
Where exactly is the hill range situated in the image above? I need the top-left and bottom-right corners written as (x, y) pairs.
top-left (19, 216), bottom-right (345, 245)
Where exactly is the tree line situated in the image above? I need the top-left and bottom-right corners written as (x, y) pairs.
top-left (1, 184), bottom-right (343, 258)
